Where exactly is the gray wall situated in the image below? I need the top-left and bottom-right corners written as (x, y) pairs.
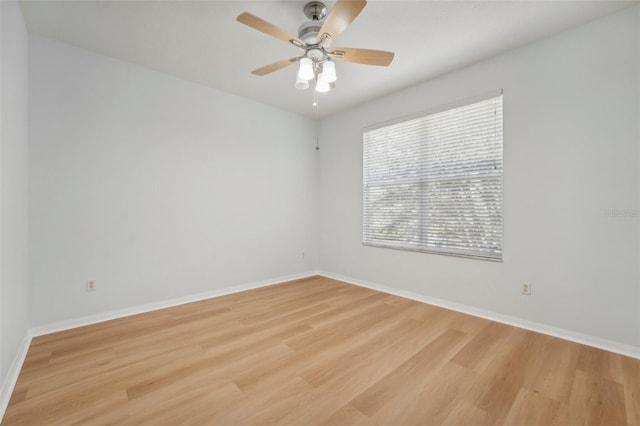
top-left (0, 0), bottom-right (30, 388)
top-left (29, 36), bottom-right (319, 326)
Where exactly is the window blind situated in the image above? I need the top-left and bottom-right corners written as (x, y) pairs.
top-left (363, 94), bottom-right (503, 260)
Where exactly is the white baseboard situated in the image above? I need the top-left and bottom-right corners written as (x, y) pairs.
top-left (318, 271), bottom-right (640, 360)
top-left (30, 271), bottom-right (318, 337)
top-left (1, 333), bottom-right (32, 421)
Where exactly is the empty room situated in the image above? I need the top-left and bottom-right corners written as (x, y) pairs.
top-left (1, 0), bottom-right (639, 424)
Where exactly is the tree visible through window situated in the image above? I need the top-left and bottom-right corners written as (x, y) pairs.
top-left (363, 93), bottom-right (503, 260)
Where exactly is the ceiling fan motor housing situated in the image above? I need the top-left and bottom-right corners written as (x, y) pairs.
top-left (298, 20), bottom-right (323, 45)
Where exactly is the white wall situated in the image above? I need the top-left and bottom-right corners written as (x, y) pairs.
top-left (0, 0), bottom-right (30, 386)
top-left (318, 6), bottom-right (640, 348)
top-left (29, 36), bottom-right (318, 326)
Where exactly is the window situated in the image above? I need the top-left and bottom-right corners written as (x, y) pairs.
top-left (363, 92), bottom-right (503, 260)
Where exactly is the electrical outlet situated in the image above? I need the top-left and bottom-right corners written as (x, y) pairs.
top-left (86, 280), bottom-right (97, 292)
top-left (521, 281), bottom-right (531, 296)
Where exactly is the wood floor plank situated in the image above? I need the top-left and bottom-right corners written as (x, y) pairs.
top-left (471, 328), bottom-right (533, 425)
top-left (370, 360), bottom-right (479, 425)
top-left (12, 344), bottom-right (204, 411)
top-left (568, 370), bottom-right (627, 425)
top-left (621, 355), bottom-right (640, 425)
top-left (126, 324), bottom-right (310, 400)
top-left (350, 328), bottom-right (470, 417)
top-left (521, 333), bottom-right (580, 403)
top-left (451, 321), bottom-right (513, 373)
top-left (503, 388), bottom-right (568, 426)
top-left (88, 345), bottom-right (292, 425)
top-left (441, 400), bottom-right (491, 426)
top-left (578, 344), bottom-right (626, 384)
top-left (3, 276), bottom-right (638, 425)
top-left (323, 404), bottom-right (374, 426)
top-left (299, 316), bottom-right (431, 388)
top-left (211, 376), bottom-right (317, 424)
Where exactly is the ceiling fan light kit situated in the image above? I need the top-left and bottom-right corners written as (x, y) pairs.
top-left (295, 75), bottom-right (310, 90)
top-left (236, 0), bottom-right (394, 104)
top-left (320, 61), bottom-right (337, 83)
top-left (298, 57), bottom-right (315, 81)
top-left (315, 79), bottom-right (331, 93)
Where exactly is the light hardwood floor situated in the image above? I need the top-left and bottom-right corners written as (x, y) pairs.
top-left (4, 276), bottom-right (639, 425)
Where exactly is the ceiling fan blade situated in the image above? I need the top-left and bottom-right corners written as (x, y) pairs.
top-left (237, 12), bottom-right (304, 46)
top-left (251, 57), bottom-right (298, 76)
top-left (331, 47), bottom-right (394, 66)
top-left (318, 0), bottom-right (367, 46)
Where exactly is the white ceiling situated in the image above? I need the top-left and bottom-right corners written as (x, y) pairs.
top-left (20, 0), bottom-right (637, 119)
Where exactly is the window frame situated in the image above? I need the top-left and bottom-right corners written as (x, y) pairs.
top-left (362, 90), bottom-right (504, 262)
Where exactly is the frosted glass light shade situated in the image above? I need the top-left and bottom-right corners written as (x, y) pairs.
top-left (298, 58), bottom-right (314, 80)
top-left (315, 78), bottom-right (330, 93)
top-left (295, 75), bottom-right (309, 90)
top-left (320, 61), bottom-right (337, 83)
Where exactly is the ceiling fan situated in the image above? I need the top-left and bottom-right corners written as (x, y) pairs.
top-left (236, 0), bottom-right (394, 93)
